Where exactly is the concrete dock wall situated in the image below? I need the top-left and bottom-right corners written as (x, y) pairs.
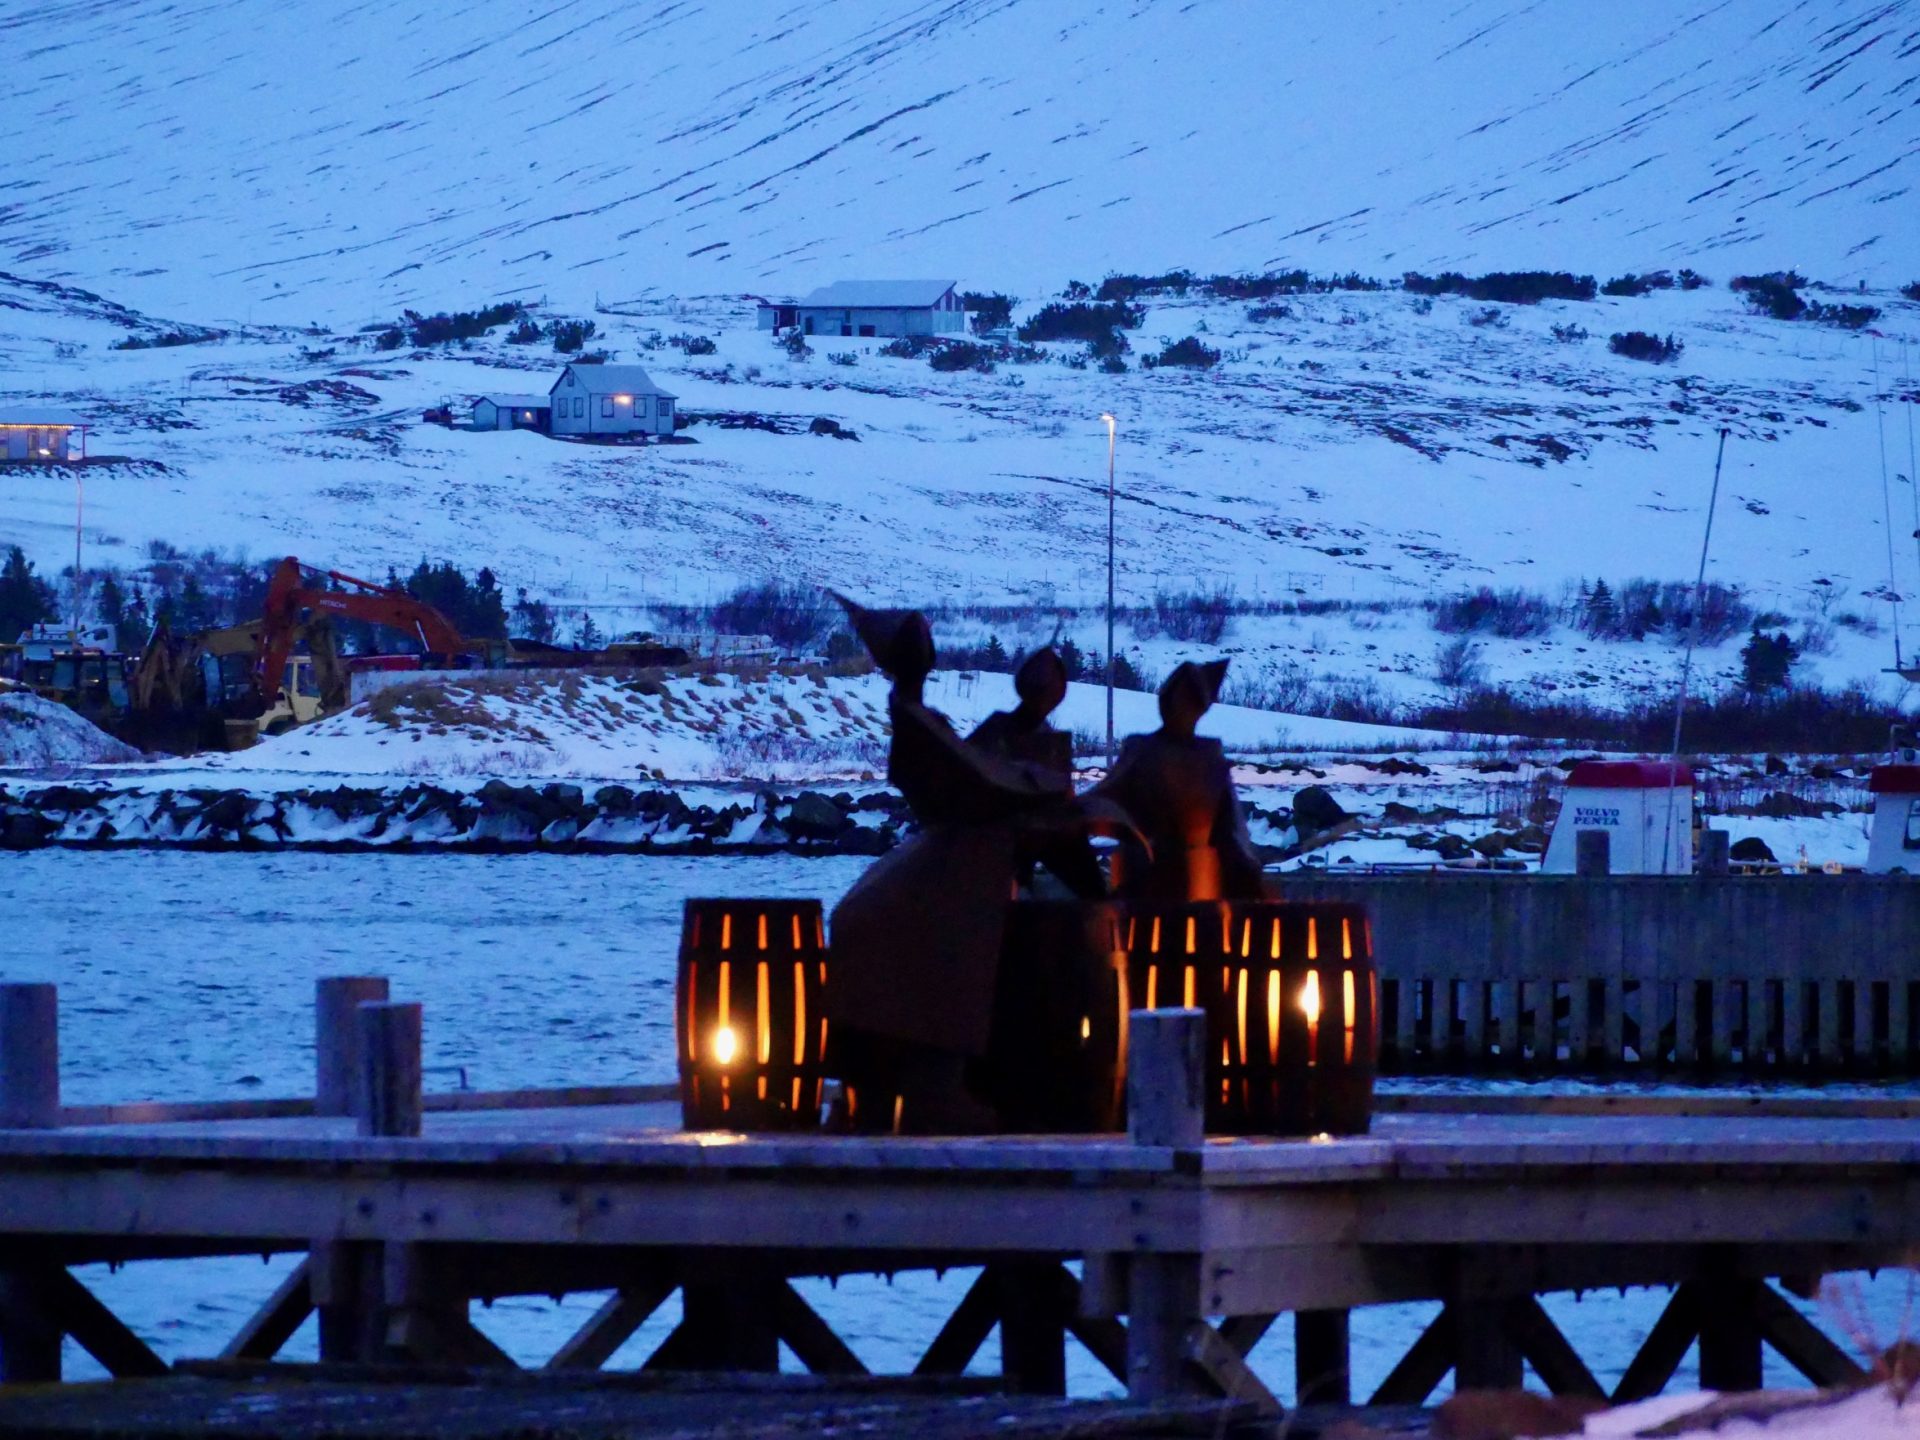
top-left (1274, 874), bottom-right (1920, 1072)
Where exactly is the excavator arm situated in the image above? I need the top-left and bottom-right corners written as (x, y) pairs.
top-left (255, 557), bottom-right (467, 709)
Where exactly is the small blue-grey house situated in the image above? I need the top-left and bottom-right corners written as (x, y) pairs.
top-left (548, 364), bottom-right (677, 438)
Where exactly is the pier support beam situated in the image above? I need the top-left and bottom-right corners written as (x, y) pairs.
top-left (995, 1261), bottom-right (1067, 1395)
top-left (675, 1262), bottom-right (779, 1372)
top-left (1696, 1264), bottom-right (1763, 1392)
top-left (0, 1265), bottom-right (62, 1384)
top-left (1295, 1309), bottom-right (1351, 1405)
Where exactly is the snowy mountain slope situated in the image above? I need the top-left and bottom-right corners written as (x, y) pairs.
top-left (1, 1), bottom-right (1916, 320)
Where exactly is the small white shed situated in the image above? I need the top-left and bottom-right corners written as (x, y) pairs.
top-left (471, 395), bottom-right (550, 431)
top-left (1866, 766), bottom-right (1920, 874)
top-left (1543, 761), bottom-right (1695, 875)
top-left (548, 364), bottom-right (677, 438)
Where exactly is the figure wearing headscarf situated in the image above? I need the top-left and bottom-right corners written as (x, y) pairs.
top-left (963, 647), bottom-right (1110, 897)
top-left (966, 648), bottom-right (1073, 785)
top-left (825, 599), bottom-right (1117, 1131)
top-left (1091, 658), bottom-right (1266, 901)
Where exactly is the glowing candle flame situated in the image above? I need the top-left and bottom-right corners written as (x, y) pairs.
top-left (1300, 971), bottom-right (1322, 1025)
top-left (712, 1025), bottom-right (739, 1065)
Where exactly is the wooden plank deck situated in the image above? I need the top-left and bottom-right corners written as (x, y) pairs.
top-left (2, 981), bottom-right (1914, 1407)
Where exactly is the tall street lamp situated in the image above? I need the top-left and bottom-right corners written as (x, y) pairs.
top-left (72, 464), bottom-right (83, 640)
top-left (1101, 412), bottom-right (1116, 770)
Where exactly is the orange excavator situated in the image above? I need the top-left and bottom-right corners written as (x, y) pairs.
top-left (128, 558), bottom-right (474, 751)
top-left (254, 556), bottom-right (469, 709)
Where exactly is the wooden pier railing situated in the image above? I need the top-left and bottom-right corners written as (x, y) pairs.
top-left (1, 976), bottom-right (1915, 1414)
top-left (1278, 874), bottom-right (1920, 1073)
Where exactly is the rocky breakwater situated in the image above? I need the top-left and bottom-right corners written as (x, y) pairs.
top-left (0, 781), bottom-right (906, 855)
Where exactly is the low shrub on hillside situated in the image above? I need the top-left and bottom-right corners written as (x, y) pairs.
top-left (1432, 588), bottom-right (1554, 639)
top-left (1677, 269), bottom-right (1711, 290)
top-left (878, 335), bottom-right (941, 359)
top-left (963, 291), bottom-right (1014, 333)
top-left (1903, 281), bottom-right (1920, 302)
top-left (506, 318), bottom-right (542, 344)
top-left (1550, 323), bottom-right (1589, 343)
top-left (1095, 270), bottom-right (1384, 303)
top-left (1137, 586), bottom-right (1235, 643)
top-left (382, 302), bottom-right (526, 348)
top-left (1816, 303), bottom-right (1880, 330)
top-left (1017, 300), bottom-right (1144, 345)
top-left (1609, 330), bottom-right (1684, 363)
top-left (710, 580), bottom-right (828, 652)
top-left (1401, 271), bottom-right (1598, 304)
top-left (1601, 272), bottom-right (1676, 297)
top-left (671, 334), bottom-right (717, 355)
top-left (1732, 272), bottom-right (1878, 328)
top-left (929, 340), bottom-right (996, 373)
top-left (111, 329), bottom-right (220, 350)
top-left (1246, 304), bottom-right (1292, 323)
top-left (550, 318), bottom-right (597, 354)
top-left (1143, 336), bottom-right (1220, 369)
top-left (1731, 272), bottom-right (1808, 320)
top-left (1467, 307), bottom-right (1508, 328)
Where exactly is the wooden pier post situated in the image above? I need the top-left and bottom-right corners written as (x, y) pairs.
top-left (357, 1002), bottom-right (422, 1139)
top-left (1125, 1009), bottom-right (1204, 1402)
top-left (1127, 1008), bottom-right (1204, 1149)
top-left (315, 977), bottom-right (389, 1116)
top-left (0, 983), bottom-right (59, 1130)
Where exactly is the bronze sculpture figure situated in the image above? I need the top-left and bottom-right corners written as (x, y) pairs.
top-left (1090, 658), bottom-right (1266, 901)
top-left (825, 599), bottom-right (1107, 1131)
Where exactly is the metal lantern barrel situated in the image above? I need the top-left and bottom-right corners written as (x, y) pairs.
top-left (976, 900), bottom-right (1130, 1133)
top-left (1123, 899), bottom-right (1377, 1136)
top-left (677, 898), bottom-right (830, 1130)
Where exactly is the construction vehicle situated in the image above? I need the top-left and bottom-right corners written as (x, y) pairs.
top-left (128, 616), bottom-right (343, 752)
top-left (7, 624), bottom-right (129, 729)
top-left (128, 558), bottom-right (473, 751)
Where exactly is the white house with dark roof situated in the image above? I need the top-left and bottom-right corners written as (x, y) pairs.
top-left (1, 407), bottom-right (88, 462)
top-left (471, 394), bottom-right (550, 431)
top-left (770, 280), bottom-right (965, 339)
top-left (547, 364), bottom-right (677, 438)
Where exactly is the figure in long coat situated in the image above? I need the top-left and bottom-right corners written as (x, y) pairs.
top-left (1091, 658), bottom-right (1266, 901)
top-left (825, 600), bottom-right (1110, 1130)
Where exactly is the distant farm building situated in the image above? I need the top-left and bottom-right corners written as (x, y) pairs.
top-left (762, 281), bottom-right (966, 339)
top-left (753, 298), bottom-right (799, 331)
top-left (548, 364), bottom-right (677, 438)
top-left (471, 395), bottom-right (549, 431)
top-left (1, 408), bottom-right (88, 463)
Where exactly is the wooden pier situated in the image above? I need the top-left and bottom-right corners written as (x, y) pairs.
top-left (0, 979), bottom-right (1912, 1425)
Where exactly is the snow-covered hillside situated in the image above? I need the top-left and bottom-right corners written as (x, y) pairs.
top-left (1, 2), bottom-right (1916, 320)
top-left (2, 275), bottom-right (1917, 711)
top-left (2, 1), bottom-right (1918, 724)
